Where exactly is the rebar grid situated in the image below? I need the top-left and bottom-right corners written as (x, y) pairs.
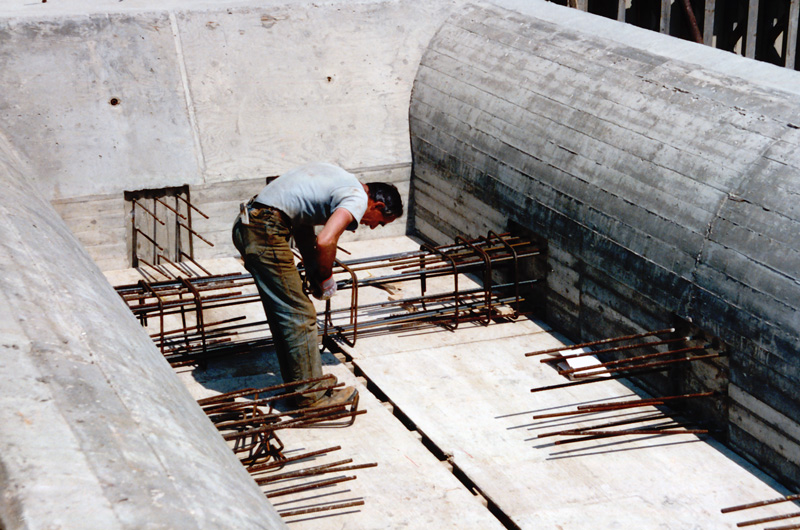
top-left (115, 231), bottom-right (543, 366)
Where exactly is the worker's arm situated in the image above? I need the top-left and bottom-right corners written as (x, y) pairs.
top-left (313, 207), bottom-right (354, 281)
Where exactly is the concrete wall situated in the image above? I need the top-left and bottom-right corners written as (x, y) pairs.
top-left (0, 0), bottom-right (467, 270)
top-left (0, 131), bottom-right (286, 528)
top-left (409, 1), bottom-right (800, 488)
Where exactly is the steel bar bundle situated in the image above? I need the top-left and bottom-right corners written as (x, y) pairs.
top-left (115, 231), bottom-right (542, 364)
top-left (528, 327), bottom-right (725, 393)
top-left (531, 392), bottom-right (714, 445)
top-left (320, 231), bottom-right (541, 345)
top-left (199, 377), bottom-right (375, 521)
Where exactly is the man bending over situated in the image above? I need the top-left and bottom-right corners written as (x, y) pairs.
top-left (232, 162), bottom-right (403, 410)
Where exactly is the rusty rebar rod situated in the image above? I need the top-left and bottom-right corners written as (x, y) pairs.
top-left (139, 257), bottom-right (175, 280)
top-left (255, 462), bottom-right (377, 485)
top-left (199, 375), bottom-right (337, 406)
top-left (254, 459), bottom-right (354, 484)
top-left (681, 0), bottom-right (703, 43)
top-left (531, 353), bottom-right (722, 393)
top-left (722, 494), bottom-right (800, 513)
top-left (156, 253), bottom-right (191, 277)
top-left (150, 316), bottom-right (246, 339)
top-left (543, 336), bottom-right (690, 363)
top-left (536, 412), bottom-right (670, 438)
top-left (221, 408), bottom-right (364, 441)
top-left (525, 328), bottom-right (676, 357)
top-left (559, 345), bottom-right (707, 376)
top-left (174, 251), bottom-right (209, 275)
top-left (737, 512), bottom-right (800, 527)
top-left (175, 194), bottom-right (210, 219)
top-left (133, 200), bottom-right (166, 225)
top-left (572, 351), bottom-right (720, 379)
top-left (209, 385), bottom-right (345, 426)
top-left (134, 229), bottom-right (164, 251)
top-left (265, 475), bottom-right (357, 498)
top-left (277, 500), bottom-right (365, 518)
top-left (533, 401), bottom-right (667, 420)
top-left (765, 524), bottom-right (800, 530)
top-left (246, 446), bottom-right (341, 473)
top-left (154, 196), bottom-right (187, 219)
top-left (178, 220), bottom-right (214, 247)
top-left (576, 391), bottom-right (714, 410)
top-left (553, 428), bottom-right (709, 445)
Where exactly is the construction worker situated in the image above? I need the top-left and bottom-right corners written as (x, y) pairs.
top-left (232, 162), bottom-right (403, 409)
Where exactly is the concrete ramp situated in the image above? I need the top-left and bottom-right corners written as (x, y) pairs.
top-left (0, 135), bottom-right (285, 528)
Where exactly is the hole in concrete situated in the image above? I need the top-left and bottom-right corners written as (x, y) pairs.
top-left (109, 97), bottom-right (120, 106)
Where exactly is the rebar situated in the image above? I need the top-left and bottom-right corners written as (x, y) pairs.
top-left (265, 475), bottom-right (357, 498)
top-left (536, 412), bottom-right (670, 438)
top-left (542, 336), bottom-right (690, 364)
top-left (722, 494), bottom-right (800, 513)
top-left (525, 328), bottom-right (676, 357)
top-left (553, 428), bottom-right (709, 445)
top-left (117, 231), bottom-right (542, 364)
top-left (575, 391), bottom-right (714, 410)
top-left (737, 512), bottom-right (800, 527)
top-left (277, 500), bottom-right (365, 518)
top-left (531, 353), bottom-right (723, 393)
top-left (559, 345), bottom-right (707, 376)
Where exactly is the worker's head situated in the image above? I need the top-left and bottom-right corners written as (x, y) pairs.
top-left (361, 182), bottom-right (403, 229)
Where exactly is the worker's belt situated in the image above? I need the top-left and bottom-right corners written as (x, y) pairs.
top-left (245, 198), bottom-right (291, 227)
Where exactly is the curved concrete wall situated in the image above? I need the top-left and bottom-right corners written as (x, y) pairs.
top-left (409, 2), bottom-right (800, 486)
top-left (0, 132), bottom-right (285, 528)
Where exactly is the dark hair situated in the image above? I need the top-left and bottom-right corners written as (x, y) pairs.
top-left (367, 182), bottom-right (403, 218)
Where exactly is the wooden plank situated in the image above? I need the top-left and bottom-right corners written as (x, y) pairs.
top-left (576, 0), bottom-right (588, 12)
top-left (660, 0), bottom-right (672, 34)
top-left (703, 0), bottom-right (716, 46)
top-left (745, 0), bottom-right (759, 59)
top-left (787, 0), bottom-right (800, 68)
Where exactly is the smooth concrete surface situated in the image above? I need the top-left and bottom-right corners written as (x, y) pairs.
top-left (332, 237), bottom-right (795, 529)
top-left (0, 0), bottom-right (467, 201)
top-left (0, 134), bottom-right (286, 529)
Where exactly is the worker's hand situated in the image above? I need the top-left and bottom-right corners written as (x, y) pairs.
top-left (313, 275), bottom-right (337, 301)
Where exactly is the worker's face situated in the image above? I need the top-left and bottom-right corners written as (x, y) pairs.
top-left (360, 202), bottom-right (397, 230)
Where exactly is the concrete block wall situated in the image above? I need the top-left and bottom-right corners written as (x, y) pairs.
top-left (0, 0), bottom-right (468, 270)
top-left (409, 1), bottom-right (800, 488)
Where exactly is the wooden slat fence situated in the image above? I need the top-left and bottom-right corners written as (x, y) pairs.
top-left (556, 0), bottom-right (800, 69)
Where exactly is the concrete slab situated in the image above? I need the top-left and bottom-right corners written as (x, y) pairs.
top-left (104, 236), bottom-right (797, 529)
top-left (332, 236), bottom-right (796, 529)
top-left (181, 351), bottom-right (505, 529)
top-left (106, 254), bottom-right (506, 529)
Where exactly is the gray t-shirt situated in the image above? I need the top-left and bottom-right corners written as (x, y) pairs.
top-left (254, 162), bottom-right (368, 229)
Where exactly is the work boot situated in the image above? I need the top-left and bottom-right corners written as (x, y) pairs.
top-left (295, 385), bottom-right (359, 413)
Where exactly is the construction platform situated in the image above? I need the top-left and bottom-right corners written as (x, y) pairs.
top-left (106, 235), bottom-right (796, 529)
